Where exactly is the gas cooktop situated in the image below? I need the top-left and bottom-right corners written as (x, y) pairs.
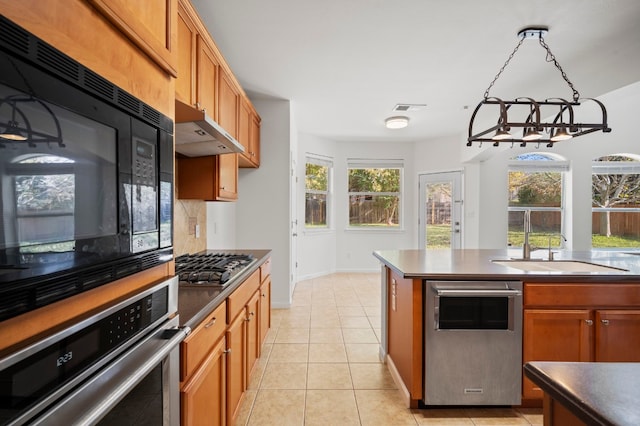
top-left (175, 252), bottom-right (255, 286)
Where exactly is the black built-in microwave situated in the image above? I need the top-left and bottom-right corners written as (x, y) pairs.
top-left (0, 16), bottom-right (174, 321)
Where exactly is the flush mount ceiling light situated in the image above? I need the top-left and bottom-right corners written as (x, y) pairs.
top-left (467, 27), bottom-right (611, 148)
top-left (385, 116), bottom-right (409, 129)
top-left (0, 95), bottom-right (64, 149)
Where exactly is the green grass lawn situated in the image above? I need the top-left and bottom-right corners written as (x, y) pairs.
top-left (425, 225), bottom-right (640, 249)
top-left (426, 224), bottom-right (451, 248)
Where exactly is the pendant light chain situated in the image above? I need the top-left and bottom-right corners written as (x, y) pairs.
top-left (538, 36), bottom-right (580, 102)
top-left (483, 36), bottom-right (525, 100)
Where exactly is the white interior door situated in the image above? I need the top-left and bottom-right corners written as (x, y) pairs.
top-left (419, 171), bottom-right (463, 250)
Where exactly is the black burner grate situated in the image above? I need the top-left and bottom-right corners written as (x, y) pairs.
top-left (175, 253), bottom-right (254, 286)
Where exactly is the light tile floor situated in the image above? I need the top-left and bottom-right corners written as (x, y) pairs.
top-left (237, 273), bottom-right (543, 426)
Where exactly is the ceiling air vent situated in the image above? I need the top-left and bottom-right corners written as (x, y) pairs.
top-left (393, 104), bottom-right (426, 112)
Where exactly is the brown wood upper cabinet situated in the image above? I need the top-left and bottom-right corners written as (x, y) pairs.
top-left (174, 0), bottom-right (262, 201)
top-left (177, 155), bottom-right (238, 201)
top-left (88, 0), bottom-right (178, 77)
top-left (176, 0), bottom-right (220, 119)
top-left (238, 98), bottom-right (261, 168)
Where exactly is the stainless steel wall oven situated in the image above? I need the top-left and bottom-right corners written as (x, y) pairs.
top-left (0, 16), bottom-right (174, 322)
top-left (0, 276), bottom-right (189, 425)
top-left (424, 280), bottom-right (523, 406)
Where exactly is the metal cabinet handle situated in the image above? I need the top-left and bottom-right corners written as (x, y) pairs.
top-left (585, 319), bottom-right (593, 325)
top-left (223, 348), bottom-right (231, 354)
top-left (204, 318), bottom-right (216, 328)
top-left (601, 319), bottom-right (610, 325)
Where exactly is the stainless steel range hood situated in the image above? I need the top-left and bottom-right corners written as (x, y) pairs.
top-left (174, 100), bottom-right (244, 156)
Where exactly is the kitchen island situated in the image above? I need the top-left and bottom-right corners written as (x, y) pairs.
top-left (372, 249), bottom-right (640, 409)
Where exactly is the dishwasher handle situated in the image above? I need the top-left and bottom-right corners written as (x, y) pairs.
top-left (433, 288), bottom-right (522, 298)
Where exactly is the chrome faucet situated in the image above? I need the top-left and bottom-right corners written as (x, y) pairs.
top-left (548, 234), bottom-right (568, 261)
top-left (523, 210), bottom-right (532, 260)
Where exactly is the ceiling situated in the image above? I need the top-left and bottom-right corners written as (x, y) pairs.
top-left (193, 0), bottom-right (640, 143)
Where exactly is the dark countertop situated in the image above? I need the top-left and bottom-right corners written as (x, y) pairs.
top-left (372, 249), bottom-right (640, 282)
top-left (177, 249), bottom-right (271, 329)
top-left (524, 362), bottom-right (640, 426)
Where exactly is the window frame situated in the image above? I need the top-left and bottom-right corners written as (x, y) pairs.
top-left (304, 154), bottom-right (333, 230)
top-left (346, 159), bottom-right (404, 231)
top-left (507, 154), bottom-right (569, 249)
top-left (591, 158), bottom-right (640, 250)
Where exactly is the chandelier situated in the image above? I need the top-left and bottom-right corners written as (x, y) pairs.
top-left (467, 27), bottom-right (611, 148)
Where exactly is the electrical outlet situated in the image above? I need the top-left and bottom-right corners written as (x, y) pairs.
top-left (188, 217), bottom-right (197, 235)
top-left (195, 224), bottom-right (200, 239)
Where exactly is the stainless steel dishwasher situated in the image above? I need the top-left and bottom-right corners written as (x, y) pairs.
top-left (424, 280), bottom-right (523, 406)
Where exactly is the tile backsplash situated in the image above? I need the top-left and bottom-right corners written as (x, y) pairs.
top-left (174, 199), bottom-right (207, 256)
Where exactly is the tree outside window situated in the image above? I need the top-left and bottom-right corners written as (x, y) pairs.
top-left (305, 156), bottom-right (332, 228)
top-left (508, 153), bottom-right (566, 248)
top-left (348, 162), bottom-right (402, 228)
top-left (592, 155), bottom-right (640, 249)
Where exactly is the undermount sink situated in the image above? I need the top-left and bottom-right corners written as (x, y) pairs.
top-left (492, 259), bottom-right (628, 273)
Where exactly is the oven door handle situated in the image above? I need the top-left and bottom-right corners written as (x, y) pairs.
top-left (30, 318), bottom-right (190, 426)
top-left (433, 288), bottom-right (522, 297)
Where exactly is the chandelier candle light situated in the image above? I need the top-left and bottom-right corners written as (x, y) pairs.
top-left (467, 27), bottom-right (611, 148)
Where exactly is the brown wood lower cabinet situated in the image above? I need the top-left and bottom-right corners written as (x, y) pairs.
top-left (226, 308), bottom-right (246, 425)
top-left (180, 258), bottom-right (271, 425)
top-left (523, 309), bottom-right (592, 400)
top-left (181, 337), bottom-right (226, 426)
top-left (523, 283), bottom-right (640, 401)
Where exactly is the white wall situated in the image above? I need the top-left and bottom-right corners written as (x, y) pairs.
top-left (206, 202), bottom-right (236, 249)
top-left (235, 98), bottom-right (294, 308)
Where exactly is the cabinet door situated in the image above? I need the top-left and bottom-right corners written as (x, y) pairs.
top-left (237, 99), bottom-right (253, 167)
top-left (217, 154), bottom-right (238, 201)
top-left (181, 337), bottom-right (226, 426)
top-left (595, 309), bottom-right (640, 362)
top-left (88, 0), bottom-right (178, 76)
top-left (249, 113), bottom-right (261, 166)
top-left (523, 309), bottom-right (593, 399)
top-left (246, 290), bottom-right (260, 377)
top-left (196, 35), bottom-right (219, 120)
top-left (217, 69), bottom-right (239, 139)
top-left (238, 99), bottom-right (260, 168)
top-left (226, 312), bottom-right (246, 425)
top-left (259, 276), bottom-right (271, 347)
top-left (176, 2), bottom-right (196, 105)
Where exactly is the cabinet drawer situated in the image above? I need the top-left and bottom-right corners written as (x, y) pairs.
top-left (227, 269), bottom-right (260, 323)
top-left (524, 283), bottom-right (640, 308)
top-left (181, 300), bottom-right (227, 381)
top-left (260, 258), bottom-right (271, 283)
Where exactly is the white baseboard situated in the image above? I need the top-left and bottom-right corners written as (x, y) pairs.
top-left (386, 355), bottom-right (412, 408)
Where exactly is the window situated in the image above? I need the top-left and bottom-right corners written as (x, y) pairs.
top-left (12, 154), bottom-right (75, 252)
top-left (348, 160), bottom-right (402, 229)
top-left (508, 153), bottom-right (568, 248)
top-left (592, 155), bottom-right (640, 249)
top-left (305, 155), bottom-right (332, 228)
